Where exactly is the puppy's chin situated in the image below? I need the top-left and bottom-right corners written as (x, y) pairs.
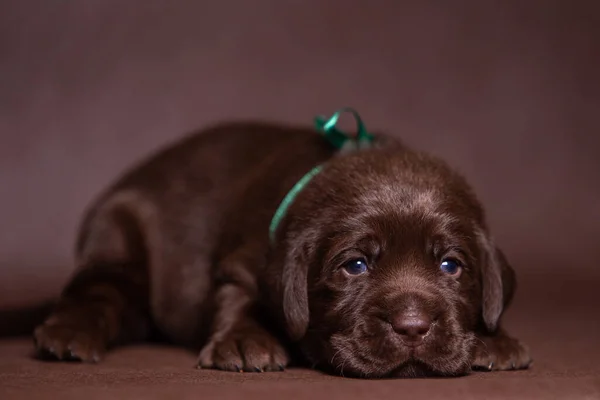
top-left (390, 350), bottom-right (473, 378)
top-left (389, 360), bottom-right (440, 378)
top-left (319, 328), bottom-right (475, 379)
top-left (337, 348), bottom-right (473, 379)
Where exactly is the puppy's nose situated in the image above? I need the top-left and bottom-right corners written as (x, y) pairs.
top-left (391, 312), bottom-right (432, 344)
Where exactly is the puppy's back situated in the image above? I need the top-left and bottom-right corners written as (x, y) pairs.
top-left (70, 121), bottom-right (334, 344)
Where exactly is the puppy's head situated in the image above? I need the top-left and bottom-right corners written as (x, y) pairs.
top-left (268, 147), bottom-right (515, 378)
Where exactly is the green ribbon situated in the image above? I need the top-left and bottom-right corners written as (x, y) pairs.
top-left (314, 107), bottom-right (375, 151)
top-left (268, 108), bottom-right (375, 244)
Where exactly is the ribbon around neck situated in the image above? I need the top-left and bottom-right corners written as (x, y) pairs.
top-left (269, 108), bottom-right (375, 244)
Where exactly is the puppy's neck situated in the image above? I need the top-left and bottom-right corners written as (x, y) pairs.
top-left (269, 107), bottom-right (377, 244)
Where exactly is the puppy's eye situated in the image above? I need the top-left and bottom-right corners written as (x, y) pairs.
top-left (343, 258), bottom-right (368, 275)
top-left (440, 259), bottom-right (462, 277)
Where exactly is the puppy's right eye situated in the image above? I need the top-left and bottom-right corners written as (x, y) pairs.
top-left (342, 258), bottom-right (368, 275)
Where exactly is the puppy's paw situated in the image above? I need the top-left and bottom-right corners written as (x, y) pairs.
top-left (33, 313), bottom-right (108, 363)
top-left (197, 325), bottom-right (289, 372)
top-left (472, 331), bottom-right (532, 371)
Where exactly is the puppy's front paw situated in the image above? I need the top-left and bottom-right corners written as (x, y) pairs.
top-left (197, 325), bottom-right (289, 372)
top-left (33, 312), bottom-right (108, 363)
top-left (472, 331), bottom-right (532, 371)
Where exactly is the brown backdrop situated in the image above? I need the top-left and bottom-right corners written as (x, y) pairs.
top-left (1, 1), bottom-right (600, 398)
top-left (1, 0), bottom-right (599, 379)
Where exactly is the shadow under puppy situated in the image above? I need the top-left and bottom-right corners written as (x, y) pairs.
top-left (33, 110), bottom-right (531, 378)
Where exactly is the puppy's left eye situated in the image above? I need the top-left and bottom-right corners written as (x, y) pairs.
top-left (343, 258), bottom-right (368, 275)
top-left (440, 259), bottom-right (462, 277)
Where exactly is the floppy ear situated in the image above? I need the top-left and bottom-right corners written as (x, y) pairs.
top-left (478, 231), bottom-right (517, 333)
top-left (266, 238), bottom-right (310, 342)
top-left (281, 247), bottom-right (310, 341)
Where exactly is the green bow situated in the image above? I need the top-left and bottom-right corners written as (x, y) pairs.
top-left (314, 107), bottom-right (375, 150)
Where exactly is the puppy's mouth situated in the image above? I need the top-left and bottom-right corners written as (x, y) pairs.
top-left (389, 359), bottom-right (439, 378)
top-left (330, 325), bottom-right (472, 378)
top-left (387, 348), bottom-right (453, 378)
top-left (386, 329), bottom-right (476, 378)
top-left (389, 356), bottom-right (470, 378)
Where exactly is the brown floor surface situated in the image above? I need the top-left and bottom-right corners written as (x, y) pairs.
top-left (1, 272), bottom-right (599, 400)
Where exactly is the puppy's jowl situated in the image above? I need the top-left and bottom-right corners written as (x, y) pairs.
top-left (34, 109), bottom-right (531, 378)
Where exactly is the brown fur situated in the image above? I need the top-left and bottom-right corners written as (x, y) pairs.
top-left (33, 121), bottom-right (531, 377)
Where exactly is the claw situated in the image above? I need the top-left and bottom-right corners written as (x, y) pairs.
top-left (487, 361), bottom-right (494, 371)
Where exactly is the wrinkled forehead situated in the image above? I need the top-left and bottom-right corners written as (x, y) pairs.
top-left (356, 180), bottom-right (443, 215)
top-left (328, 183), bottom-right (475, 249)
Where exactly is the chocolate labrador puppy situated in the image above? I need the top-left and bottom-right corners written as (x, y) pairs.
top-left (33, 112), bottom-right (531, 378)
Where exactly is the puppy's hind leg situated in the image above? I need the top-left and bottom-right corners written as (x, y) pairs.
top-left (34, 195), bottom-right (153, 363)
